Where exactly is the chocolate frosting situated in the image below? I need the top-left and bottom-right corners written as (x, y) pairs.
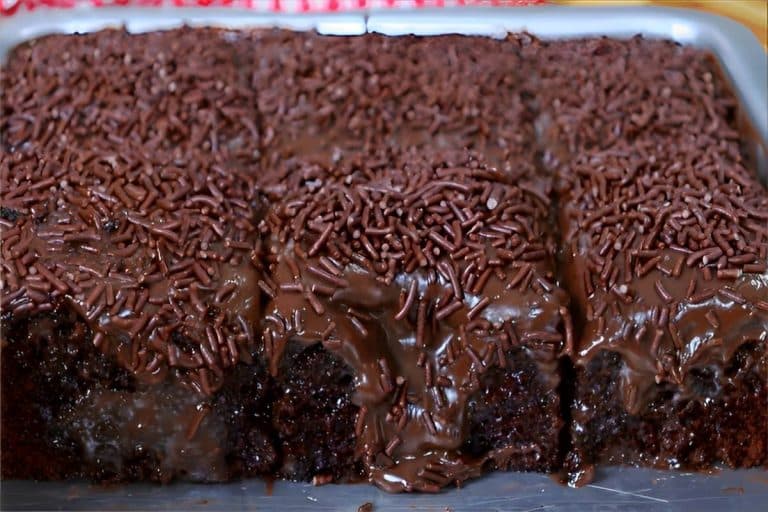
top-left (532, 36), bottom-right (768, 414)
top-left (2, 27), bottom-right (766, 491)
top-left (259, 148), bottom-right (567, 491)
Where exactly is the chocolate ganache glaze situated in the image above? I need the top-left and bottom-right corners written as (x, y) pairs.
top-left (558, 136), bottom-right (768, 414)
top-left (258, 148), bottom-right (569, 491)
top-left (249, 31), bottom-right (535, 171)
top-left (527, 35), bottom-right (768, 478)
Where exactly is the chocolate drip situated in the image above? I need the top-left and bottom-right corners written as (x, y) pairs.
top-left (2, 27), bottom-right (766, 491)
top-left (531, 37), bottom-right (768, 421)
top-left (260, 148), bottom-right (567, 490)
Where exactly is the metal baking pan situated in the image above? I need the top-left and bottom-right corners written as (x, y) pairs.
top-left (1, 5), bottom-right (766, 511)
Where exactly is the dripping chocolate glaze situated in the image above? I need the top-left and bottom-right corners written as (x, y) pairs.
top-left (259, 148), bottom-right (568, 491)
top-left (2, 27), bottom-right (767, 491)
top-left (528, 36), bottom-right (768, 415)
top-left (0, 28), bottom-right (270, 475)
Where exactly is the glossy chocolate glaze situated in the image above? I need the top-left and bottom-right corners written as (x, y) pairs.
top-left (265, 251), bottom-right (564, 490)
top-left (0, 148), bottom-right (267, 479)
top-left (530, 36), bottom-right (768, 480)
top-left (2, 27), bottom-right (767, 491)
top-left (259, 148), bottom-right (567, 491)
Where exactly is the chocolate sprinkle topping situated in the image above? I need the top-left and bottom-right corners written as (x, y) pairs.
top-left (262, 148), bottom-right (556, 288)
top-left (536, 35), bottom-right (768, 414)
top-left (1, 28), bottom-right (265, 392)
top-left (259, 146), bottom-right (567, 490)
top-left (1, 27), bottom-right (766, 493)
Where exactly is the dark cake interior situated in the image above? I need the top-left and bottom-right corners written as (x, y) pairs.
top-left (1, 27), bottom-right (766, 492)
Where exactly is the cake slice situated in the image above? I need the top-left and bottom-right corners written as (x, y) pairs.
top-left (258, 147), bottom-right (569, 491)
top-left (0, 143), bottom-right (270, 481)
top-left (1, 26), bottom-right (261, 169)
top-left (1, 27), bottom-right (276, 481)
top-left (249, 31), bottom-right (534, 171)
top-left (530, 37), bottom-right (768, 483)
top-left (559, 136), bottom-right (768, 483)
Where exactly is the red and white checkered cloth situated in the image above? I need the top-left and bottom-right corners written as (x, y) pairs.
top-left (0, 0), bottom-right (545, 17)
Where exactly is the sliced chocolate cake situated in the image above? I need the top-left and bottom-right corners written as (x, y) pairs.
top-left (530, 37), bottom-right (768, 483)
top-left (1, 26), bottom-right (766, 493)
top-left (258, 147), bottom-right (568, 491)
top-left (1, 107), bottom-right (270, 481)
top-left (1, 24), bottom-right (267, 392)
top-left (558, 137), bottom-right (768, 483)
top-left (249, 31), bottom-right (534, 171)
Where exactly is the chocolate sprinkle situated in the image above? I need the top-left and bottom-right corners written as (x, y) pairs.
top-left (1, 28), bottom-right (265, 389)
top-left (541, 35), bottom-right (768, 425)
top-left (2, 27), bottom-right (766, 495)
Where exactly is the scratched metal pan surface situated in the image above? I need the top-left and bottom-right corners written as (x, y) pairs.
top-left (1, 5), bottom-right (767, 511)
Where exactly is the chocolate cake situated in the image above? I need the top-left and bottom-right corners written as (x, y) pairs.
top-left (530, 37), bottom-right (768, 483)
top-left (0, 146), bottom-right (271, 481)
top-left (249, 31), bottom-right (535, 171)
top-left (1, 28), bottom-right (271, 482)
top-left (258, 147), bottom-right (567, 490)
top-left (1, 27), bottom-right (766, 492)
